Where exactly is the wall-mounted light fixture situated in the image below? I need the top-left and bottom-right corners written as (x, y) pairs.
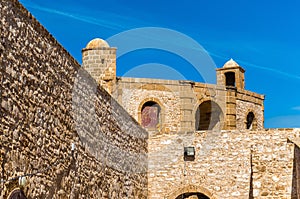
top-left (184, 147), bottom-right (195, 161)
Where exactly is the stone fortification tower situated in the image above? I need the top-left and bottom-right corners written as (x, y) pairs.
top-left (216, 59), bottom-right (245, 130)
top-left (82, 38), bottom-right (116, 94)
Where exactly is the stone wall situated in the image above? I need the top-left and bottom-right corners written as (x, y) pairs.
top-left (0, 0), bottom-right (147, 198)
top-left (115, 78), bottom-right (230, 134)
top-left (148, 128), bottom-right (300, 199)
top-left (115, 78), bottom-right (182, 133)
top-left (249, 129), bottom-right (298, 198)
top-left (113, 73), bottom-right (264, 134)
top-left (2, 1), bottom-right (296, 199)
top-left (236, 99), bottom-right (264, 130)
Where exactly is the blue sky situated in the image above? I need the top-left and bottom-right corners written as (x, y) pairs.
top-left (19, 0), bottom-right (300, 128)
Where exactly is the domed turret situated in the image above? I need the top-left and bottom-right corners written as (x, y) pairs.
top-left (82, 38), bottom-right (116, 94)
top-left (86, 38), bottom-right (110, 48)
top-left (216, 58), bottom-right (245, 89)
top-left (223, 58), bottom-right (239, 68)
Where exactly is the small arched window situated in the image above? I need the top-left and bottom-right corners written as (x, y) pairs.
top-left (141, 101), bottom-right (161, 129)
top-left (225, 72), bottom-right (235, 87)
top-left (246, 112), bottom-right (255, 130)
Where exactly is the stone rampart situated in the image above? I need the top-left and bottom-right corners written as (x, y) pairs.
top-left (0, 0), bottom-right (148, 198)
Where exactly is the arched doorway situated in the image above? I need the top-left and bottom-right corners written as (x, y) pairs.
top-left (175, 192), bottom-right (210, 199)
top-left (8, 189), bottom-right (27, 199)
top-left (166, 185), bottom-right (216, 199)
top-left (195, 100), bottom-right (223, 130)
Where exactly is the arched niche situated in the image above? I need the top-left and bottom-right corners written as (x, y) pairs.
top-left (139, 100), bottom-right (162, 129)
top-left (246, 111), bottom-right (257, 130)
top-left (195, 100), bottom-right (223, 130)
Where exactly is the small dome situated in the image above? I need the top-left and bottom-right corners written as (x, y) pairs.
top-left (223, 58), bottom-right (239, 68)
top-left (86, 38), bottom-right (109, 48)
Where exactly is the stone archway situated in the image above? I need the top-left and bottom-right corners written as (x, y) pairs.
top-left (175, 192), bottom-right (210, 199)
top-left (195, 100), bottom-right (223, 130)
top-left (166, 185), bottom-right (217, 199)
top-left (8, 189), bottom-right (27, 199)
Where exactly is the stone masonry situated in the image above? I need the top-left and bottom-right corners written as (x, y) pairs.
top-left (2, 0), bottom-right (300, 199)
top-left (83, 38), bottom-right (300, 199)
top-left (0, 0), bottom-right (147, 198)
top-left (84, 39), bottom-right (265, 134)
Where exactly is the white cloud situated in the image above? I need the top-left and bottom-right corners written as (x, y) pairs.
top-left (20, 0), bottom-right (144, 31)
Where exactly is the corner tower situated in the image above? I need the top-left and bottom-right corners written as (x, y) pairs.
top-left (216, 58), bottom-right (245, 90)
top-left (82, 38), bottom-right (116, 94)
top-left (216, 59), bottom-right (245, 130)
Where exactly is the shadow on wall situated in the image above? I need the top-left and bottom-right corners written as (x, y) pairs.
top-left (292, 145), bottom-right (300, 198)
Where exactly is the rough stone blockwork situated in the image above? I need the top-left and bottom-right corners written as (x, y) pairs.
top-left (148, 129), bottom-right (300, 199)
top-left (0, 0), bottom-right (148, 198)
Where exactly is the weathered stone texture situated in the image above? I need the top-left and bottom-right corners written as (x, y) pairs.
top-left (236, 99), bottom-right (264, 130)
top-left (114, 78), bottom-right (229, 134)
top-left (148, 128), bottom-right (300, 199)
top-left (113, 74), bottom-right (264, 134)
top-left (117, 78), bottom-right (181, 134)
top-left (82, 46), bottom-right (117, 94)
top-left (2, 0), bottom-right (300, 198)
top-left (0, 0), bottom-right (147, 198)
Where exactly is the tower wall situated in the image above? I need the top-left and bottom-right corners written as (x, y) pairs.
top-left (226, 88), bottom-right (237, 129)
top-left (216, 59), bottom-right (248, 129)
top-left (82, 39), bottom-right (116, 94)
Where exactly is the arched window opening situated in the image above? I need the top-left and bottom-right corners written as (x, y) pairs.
top-left (196, 100), bottom-right (222, 130)
top-left (175, 192), bottom-right (210, 199)
top-left (246, 112), bottom-right (255, 130)
top-left (225, 72), bottom-right (235, 87)
top-left (141, 101), bottom-right (161, 129)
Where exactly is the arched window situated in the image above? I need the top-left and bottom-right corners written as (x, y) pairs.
top-left (141, 101), bottom-right (161, 129)
top-left (246, 112), bottom-right (255, 130)
top-left (195, 100), bottom-right (223, 130)
top-left (225, 72), bottom-right (235, 87)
